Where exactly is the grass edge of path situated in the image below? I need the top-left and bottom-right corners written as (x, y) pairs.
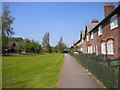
top-left (56, 54), bottom-right (65, 88)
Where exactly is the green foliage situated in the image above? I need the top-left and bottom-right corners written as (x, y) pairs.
top-left (15, 42), bottom-right (23, 53)
top-left (42, 32), bottom-right (51, 53)
top-left (2, 4), bottom-right (14, 37)
top-left (15, 39), bottom-right (41, 53)
top-left (2, 4), bottom-right (14, 53)
top-left (70, 48), bottom-right (75, 53)
top-left (8, 37), bottom-right (23, 42)
top-left (30, 40), bottom-right (41, 53)
top-left (51, 46), bottom-right (58, 53)
top-left (22, 39), bottom-right (31, 52)
top-left (70, 45), bottom-right (80, 53)
top-left (2, 53), bottom-right (64, 88)
top-left (2, 36), bottom-right (8, 53)
top-left (91, 53), bottom-right (96, 55)
top-left (55, 37), bottom-right (68, 53)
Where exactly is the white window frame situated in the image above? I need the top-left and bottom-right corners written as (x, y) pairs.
top-left (101, 42), bottom-right (106, 54)
top-left (90, 45), bottom-right (93, 53)
top-left (81, 48), bottom-right (83, 52)
top-left (107, 41), bottom-right (114, 55)
top-left (94, 45), bottom-right (98, 55)
top-left (87, 35), bottom-right (89, 41)
top-left (88, 46), bottom-right (93, 54)
top-left (110, 14), bottom-right (118, 30)
top-left (98, 25), bottom-right (102, 36)
top-left (91, 32), bottom-right (93, 39)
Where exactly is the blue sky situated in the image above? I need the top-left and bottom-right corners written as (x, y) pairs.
top-left (2, 2), bottom-right (119, 47)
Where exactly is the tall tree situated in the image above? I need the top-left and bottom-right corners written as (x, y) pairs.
top-left (22, 39), bottom-right (31, 52)
top-left (1, 4), bottom-right (15, 53)
top-left (2, 4), bottom-right (14, 36)
top-left (55, 37), bottom-right (68, 53)
top-left (42, 32), bottom-right (51, 53)
top-left (58, 36), bottom-right (62, 45)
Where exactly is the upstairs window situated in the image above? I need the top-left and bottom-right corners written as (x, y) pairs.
top-left (91, 32), bottom-right (93, 39)
top-left (98, 25), bottom-right (102, 36)
top-left (107, 40), bottom-right (114, 55)
top-left (87, 35), bottom-right (89, 41)
top-left (110, 14), bottom-right (118, 30)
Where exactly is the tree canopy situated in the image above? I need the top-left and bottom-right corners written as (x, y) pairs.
top-left (1, 4), bottom-right (15, 53)
top-left (15, 39), bottom-right (42, 53)
top-left (42, 32), bottom-right (51, 53)
top-left (54, 37), bottom-right (68, 53)
top-left (2, 4), bottom-right (14, 37)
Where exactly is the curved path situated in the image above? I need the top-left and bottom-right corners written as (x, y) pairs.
top-left (57, 54), bottom-right (102, 88)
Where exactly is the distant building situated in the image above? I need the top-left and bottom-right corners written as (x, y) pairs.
top-left (6, 37), bottom-right (23, 53)
top-left (6, 42), bottom-right (18, 53)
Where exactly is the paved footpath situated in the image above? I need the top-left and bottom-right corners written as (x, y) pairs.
top-left (57, 54), bottom-right (102, 88)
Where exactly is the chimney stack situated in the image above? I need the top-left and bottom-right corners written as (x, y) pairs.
top-left (104, 3), bottom-right (115, 17)
top-left (91, 19), bottom-right (99, 23)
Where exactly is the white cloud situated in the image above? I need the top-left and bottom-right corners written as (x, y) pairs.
top-left (59, 22), bottom-right (65, 25)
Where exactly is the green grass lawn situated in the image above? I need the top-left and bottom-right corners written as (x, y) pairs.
top-left (2, 53), bottom-right (64, 88)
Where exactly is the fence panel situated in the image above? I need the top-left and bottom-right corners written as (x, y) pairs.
top-left (71, 53), bottom-right (119, 88)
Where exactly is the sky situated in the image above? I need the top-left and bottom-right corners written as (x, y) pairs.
top-left (2, 2), bottom-right (119, 47)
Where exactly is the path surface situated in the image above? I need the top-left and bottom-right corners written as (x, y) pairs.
top-left (57, 54), bottom-right (102, 88)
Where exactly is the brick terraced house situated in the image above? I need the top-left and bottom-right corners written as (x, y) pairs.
top-left (74, 3), bottom-right (120, 59)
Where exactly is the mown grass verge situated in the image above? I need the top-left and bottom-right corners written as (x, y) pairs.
top-left (2, 53), bottom-right (64, 88)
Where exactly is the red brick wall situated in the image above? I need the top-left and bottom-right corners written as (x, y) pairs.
top-left (77, 6), bottom-right (120, 59)
top-left (90, 11), bottom-right (120, 58)
top-left (118, 10), bottom-right (120, 58)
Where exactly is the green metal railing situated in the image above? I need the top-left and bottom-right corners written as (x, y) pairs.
top-left (70, 53), bottom-right (120, 88)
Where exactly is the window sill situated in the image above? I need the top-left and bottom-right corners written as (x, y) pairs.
top-left (111, 26), bottom-right (118, 30)
top-left (107, 53), bottom-right (114, 55)
top-left (98, 34), bottom-right (102, 37)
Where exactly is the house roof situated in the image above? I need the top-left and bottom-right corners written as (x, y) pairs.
top-left (74, 39), bottom-right (81, 45)
top-left (73, 40), bottom-right (78, 45)
top-left (86, 23), bottom-right (98, 32)
top-left (89, 4), bottom-right (120, 33)
top-left (80, 30), bottom-right (85, 38)
top-left (7, 42), bottom-right (19, 47)
top-left (73, 30), bottom-right (85, 46)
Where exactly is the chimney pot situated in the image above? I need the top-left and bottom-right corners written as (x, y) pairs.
top-left (104, 3), bottom-right (109, 6)
top-left (104, 3), bottom-right (115, 17)
top-left (109, 3), bottom-right (114, 6)
top-left (91, 19), bottom-right (99, 23)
